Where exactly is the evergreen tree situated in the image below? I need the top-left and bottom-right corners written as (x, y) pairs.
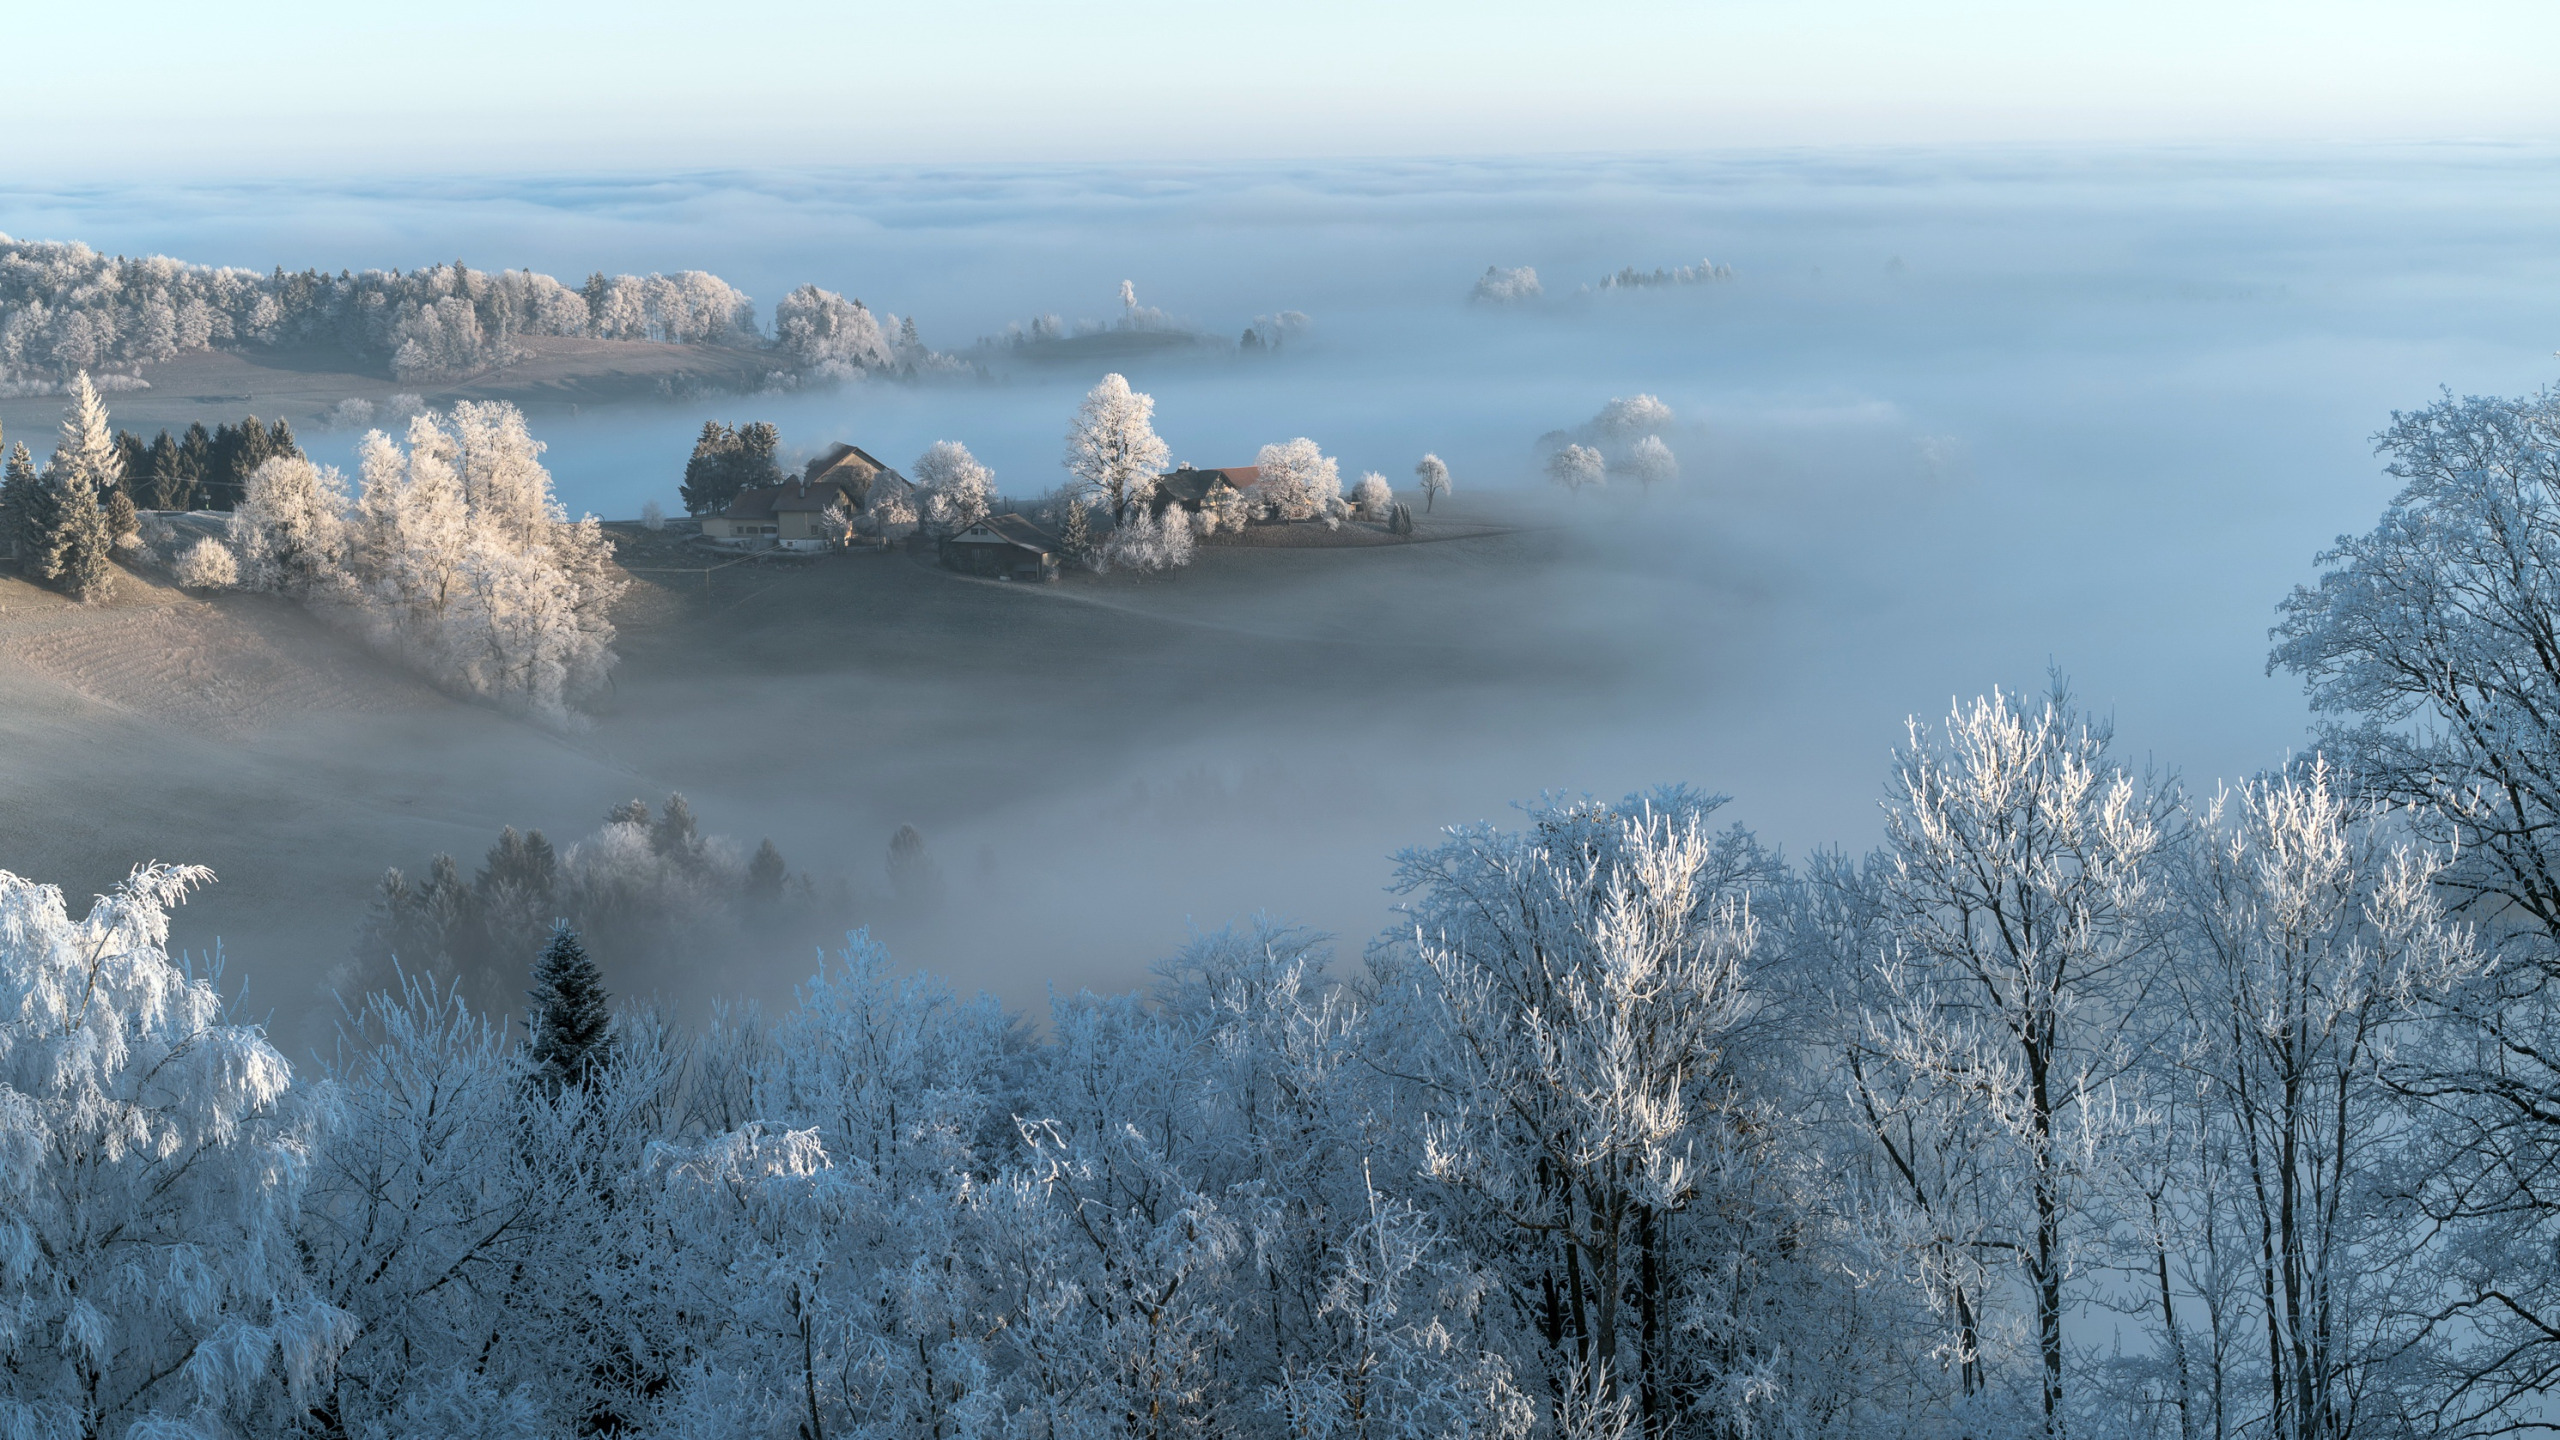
top-left (39, 375), bottom-right (122, 600)
top-left (143, 431), bottom-right (186, 509)
top-left (3, 442), bottom-right (49, 566)
top-left (651, 794), bottom-right (704, 869)
top-left (734, 422), bottom-right (784, 491)
top-left (103, 482), bottom-right (137, 542)
top-left (113, 430), bottom-right (148, 494)
top-left (525, 922), bottom-right (613, 1092)
top-left (178, 422), bottom-right (213, 506)
top-left (39, 467), bottom-right (115, 600)
top-left (269, 418), bottom-right (299, 458)
top-left (745, 838), bottom-right (787, 902)
top-left (1056, 497), bottom-right (1094, 567)
top-left (606, 797), bottom-right (651, 828)
top-left (679, 421), bottom-right (739, 515)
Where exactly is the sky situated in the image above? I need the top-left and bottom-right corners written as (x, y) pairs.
top-left (11, 1), bottom-right (2559, 175)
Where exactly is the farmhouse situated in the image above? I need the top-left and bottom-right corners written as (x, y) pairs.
top-left (939, 514), bottom-right (1063, 581)
top-left (699, 442), bottom-right (919, 550)
top-left (1154, 464), bottom-right (1258, 514)
top-left (697, 478), bottom-right (857, 550)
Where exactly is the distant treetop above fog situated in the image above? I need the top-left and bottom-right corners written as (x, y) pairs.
top-left (1469, 264), bottom-right (1542, 304)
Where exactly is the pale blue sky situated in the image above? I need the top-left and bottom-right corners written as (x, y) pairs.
top-left (14, 1), bottom-right (2559, 174)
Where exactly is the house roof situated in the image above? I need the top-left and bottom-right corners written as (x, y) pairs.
top-left (804, 442), bottom-right (889, 485)
top-left (1155, 465), bottom-right (1258, 506)
top-left (722, 478), bottom-right (859, 520)
top-left (952, 514), bottom-right (1062, 552)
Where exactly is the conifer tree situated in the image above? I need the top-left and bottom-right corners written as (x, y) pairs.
top-left (679, 421), bottom-right (739, 515)
top-left (0, 436), bottom-right (32, 563)
top-left (745, 838), bottom-right (787, 902)
top-left (525, 921), bottom-right (613, 1091)
top-left (1056, 496), bottom-right (1093, 567)
top-left (39, 375), bottom-right (122, 600)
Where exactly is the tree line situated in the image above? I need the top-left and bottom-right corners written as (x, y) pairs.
top-left (11, 382), bottom-right (2560, 1439)
top-left (0, 234), bottom-right (936, 386)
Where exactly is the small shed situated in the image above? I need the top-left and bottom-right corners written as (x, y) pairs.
top-left (940, 514), bottom-right (1063, 581)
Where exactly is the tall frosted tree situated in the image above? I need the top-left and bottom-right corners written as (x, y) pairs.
top-left (37, 372), bottom-right (122, 600)
top-left (1064, 372), bottom-right (1169, 521)
top-left (1861, 684), bottom-right (2175, 1435)
top-left (914, 439), bottom-right (995, 532)
top-left (526, 921), bottom-right (613, 1091)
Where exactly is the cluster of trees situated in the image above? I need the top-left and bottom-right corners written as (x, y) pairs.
top-left (0, 377), bottom-right (318, 600)
top-left (1593, 258), bottom-right (1734, 291)
top-left (0, 374), bottom-right (133, 599)
top-left (1471, 265), bottom-right (1544, 303)
top-left (678, 420), bottom-right (786, 515)
top-left (1544, 394), bottom-right (1679, 494)
top-left (0, 235), bottom-right (931, 386)
top-left (344, 794), bottom-right (825, 1012)
top-left (1053, 374), bottom-right (1440, 569)
top-left (114, 414), bottom-right (304, 510)
top-left (200, 401), bottom-right (624, 724)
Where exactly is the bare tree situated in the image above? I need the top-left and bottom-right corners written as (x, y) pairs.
top-left (1415, 453), bottom-right (1450, 511)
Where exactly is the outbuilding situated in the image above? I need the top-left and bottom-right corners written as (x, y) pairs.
top-left (939, 514), bottom-right (1063, 581)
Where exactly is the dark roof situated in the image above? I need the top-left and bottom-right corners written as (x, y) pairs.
top-left (1155, 465), bottom-right (1258, 507)
top-left (721, 478), bottom-right (859, 520)
top-left (951, 514), bottom-right (1061, 552)
top-left (804, 442), bottom-right (888, 485)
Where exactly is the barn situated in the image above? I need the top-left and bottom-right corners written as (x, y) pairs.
top-left (939, 514), bottom-right (1063, 581)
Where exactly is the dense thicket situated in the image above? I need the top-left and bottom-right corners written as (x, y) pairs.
top-left (13, 384), bottom-right (2560, 1439)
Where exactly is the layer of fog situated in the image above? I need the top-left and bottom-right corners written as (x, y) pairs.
top-left (7, 145), bottom-right (2558, 1017)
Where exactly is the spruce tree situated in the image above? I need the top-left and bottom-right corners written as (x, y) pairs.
top-left (40, 376), bottom-right (122, 601)
top-left (4, 442), bottom-right (50, 567)
top-left (1056, 498), bottom-right (1093, 567)
top-left (745, 838), bottom-right (787, 902)
top-left (40, 468), bottom-right (115, 601)
top-left (679, 422), bottom-right (738, 515)
top-left (525, 922), bottom-right (613, 1092)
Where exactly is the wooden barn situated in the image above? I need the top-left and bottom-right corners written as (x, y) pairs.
top-left (939, 514), bottom-right (1063, 581)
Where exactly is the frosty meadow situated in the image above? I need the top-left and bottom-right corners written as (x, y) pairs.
top-left (2, 143), bottom-right (2560, 1439)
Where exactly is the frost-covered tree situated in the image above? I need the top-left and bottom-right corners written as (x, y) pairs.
top-left (1, 437), bottom-right (40, 560)
top-left (227, 453), bottom-right (353, 600)
top-left (345, 403), bottom-right (624, 725)
top-left (1470, 266), bottom-right (1542, 304)
top-left (0, 862), bottom-right (342, 1440)
top-left (2140, 761), bottom-right (2465, 1440)
top-left (1861, 685), bottom-right (2176, 1435)
top-left (1252, 437), bottom-right (1342, 522)
top-left (1381, 790), bottom-right (1817, 1432)
top-left (1593, 395), bottom-right (1674, 439)
top-left (773, 284), bottom-right (892, 377)
top-left (1414, 453), bottom-right (1450, 512)
top-left (1546, 444), bottom-right (1605, 494)
top-left (35, 372), bottom-right (123, 600)
top-left (638, 498), bottom-right (664, 531)
top-left (2267, 385), bottom-right (2560, 1422)
top-left (1622, 435), bottom-right (1677, 490)
top-left (172, 533), bottom-right (238, 588)
top-left (1351, 471), bottom-right (1393, 519)
top-left (1065, 373), bottom-right (1171, 520)
top-left (1099, 503), bottom-right (1195, 574)
top-left (915, 438), bottom-right (995, 532)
